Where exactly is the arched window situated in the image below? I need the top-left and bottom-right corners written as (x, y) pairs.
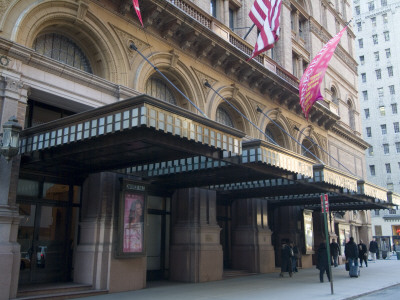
top-left (33, 33), bottom-right (92, 73)
top-left (301, 138), bottom-right (318, 160)
top-left (331, 87), bottom-right (339, 104)
top-left (145, 77), bottom-right (177, 105)
top-left (216, 106), bottom-right (234, 128)
top-left (348, 99), bottom-right (355, 130)
top-left (265, 123), bottom-right (286, 147)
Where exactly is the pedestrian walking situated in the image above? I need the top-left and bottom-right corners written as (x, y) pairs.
top-left (279, 239), bottom-right (293, 278)
top-left (330, 238), bottom-right (341, 267)
top-left (290, 241), bottom-right (300, 273)
top-left (358, 240), bottom-right (368, 267)
top-left (369, 238), bottom-right (378, 262)
top-left (316, 242), bottom-right (330, 283)
top-left (345, 237), bottom-right (359, 277)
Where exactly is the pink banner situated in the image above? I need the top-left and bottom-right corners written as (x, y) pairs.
top-left (299, 27), bottom-right (347, 119)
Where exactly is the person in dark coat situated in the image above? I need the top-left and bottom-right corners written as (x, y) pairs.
top-left (279, 240), bottom-right (293, 278)
top-left (330, 238), bottom-right (341, 267)
top-left (316, 242), bottom-right (330, 283)
top-left (345, 237), bottom-right (359, 271)
top-left (290, 241), bottom-right (300, 272)
top-left (358, 240), bottom-right (368, 267)
top-left (369, 238), bottom-right (378, 262)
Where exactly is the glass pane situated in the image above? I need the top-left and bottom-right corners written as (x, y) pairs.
top-left (43, 183), bottom-right (69, 202)
top-left (17, 179), bottom-right (40, 197)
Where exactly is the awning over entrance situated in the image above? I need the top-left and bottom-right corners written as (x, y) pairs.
top-left (18, 95), bottom-right (396, 211)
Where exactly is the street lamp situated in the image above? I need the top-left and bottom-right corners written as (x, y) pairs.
top-left (0, 116), bottom-right (22, 161)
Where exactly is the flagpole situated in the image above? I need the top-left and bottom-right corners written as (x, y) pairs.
top-left (243, 24), bottom-right (255, 40)
top-left (204, 81), bottom-right (278, 145)
top-left (130, 42), bottom-right (208, 119)
top-left (257, 107), bottom-right (325, 164)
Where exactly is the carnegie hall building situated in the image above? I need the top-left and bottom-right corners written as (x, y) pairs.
top-left (1, 0), bottom-right (399, 298)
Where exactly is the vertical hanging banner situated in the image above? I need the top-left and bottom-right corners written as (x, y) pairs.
top-left (299, 26), bottom-right (348, 119)
top-left (133, 0), bottom-right (143, 27)
top-left (248, 0), bottom-right (282, 60)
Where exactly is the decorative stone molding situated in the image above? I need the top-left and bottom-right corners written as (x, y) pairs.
top-left (310, 23), bottom-right (357, 73)
top-left (76, 0), bottom-right (89, 22)
top-left (192, 68), bottom-right (217, 97)
top-left (112, 25), bottom-right (149, 70)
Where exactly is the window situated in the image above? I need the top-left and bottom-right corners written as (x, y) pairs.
top-left (229, 8), bottom-right (234, 30)
top-left (385, 163), bottom-right (391, 174)
top-left (376, 69), bottom-right (381, 80)
top-left (389, 85), bottom-right (395, 95)
top-left (216, 106), bottom-right (234, 128)
top-left (381, 124), bottom-right (387, 134)
top-left (382, 13), bottom-right (388, 24)
top-left (371, 17), bottom-right (376, 27)
top-left (394, 122), bottom-right (400, 133)
top-left (379, 106), bottom-right (386, 116)
top-left (368, 146), bottom-right (374, 156)
top-left (385, 48), bottom-right (391, 58)
top-left (383, 143), bottom-right (389, 154)
top-left (372, 34), bottom-right (378, 44)
top-left (355, 6), bottom-right (360, 15)
top-left (357, 22), bottom-right (362, 31)
top-left (370, 165), bottom-right (376, 176)
top-left (366, 127), bottom-right (372, 137)
top-left (361, 73), bottom-right (366, 83)
top-left (210, 0), bottom-right (217, 18)
top-left (392, 103), bottom-right (398, 114)
top-left (32, 33), bottom-right (92, 73)
top-left (360, 55), bottom-right (365, 65)
top-left (368, 1), bottom-right (375, 11)
top-left (387, 66), bottom-right (393, 77)
top-left (382, 0), bottom-right (387, 7)
top-left (374, 51), bottom-right (380, 61)
top-left (362, 91), bottom-right (368, 100)
top-left (145, 77), bottom-right (177, 105)
top-left (384, 31), bottom-right (390, 41)
top-left (358, 39), bottom-right (363, 48)
top-left (364, 108), bottom-right (370, 119)
top-left (378, 87), bottom-right (384, 97)
top-left (396, 142), bottom-right (400, 153)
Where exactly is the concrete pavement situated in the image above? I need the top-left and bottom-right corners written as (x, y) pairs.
top-left (81, 255), bottom-right (400, 300)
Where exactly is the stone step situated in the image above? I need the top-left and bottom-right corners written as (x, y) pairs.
top-left (14, 283), bottom-right (108, 300)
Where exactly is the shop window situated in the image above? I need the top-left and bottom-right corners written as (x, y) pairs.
top-left (32, 33), bottom-right (92, 73)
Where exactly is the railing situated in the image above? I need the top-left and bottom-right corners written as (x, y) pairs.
top-left (168, 0), bottom-right (299, 89)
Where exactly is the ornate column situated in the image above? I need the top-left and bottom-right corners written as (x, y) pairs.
top-left (0, 58), bottom-right (28, 299)
top-left (170, 188), bottom-right (222, 282)
top-left (231, 198), bottom-right (275, 273)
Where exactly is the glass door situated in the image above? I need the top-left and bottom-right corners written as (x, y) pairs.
top-left (17, 181), bottom-right (80, 285)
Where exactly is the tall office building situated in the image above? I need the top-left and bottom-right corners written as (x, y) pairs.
top-left (353, 0), bottom-right (400, 253)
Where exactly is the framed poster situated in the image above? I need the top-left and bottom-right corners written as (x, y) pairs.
top-left (303, 209), bottom-right (314, 254)
top-left (116, 180), bottom-right (147, 258)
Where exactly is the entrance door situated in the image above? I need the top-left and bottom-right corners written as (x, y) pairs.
top-left (17, 181), bottom-right (79, 285)
top-left (146, 195), bottom-right (170, 281)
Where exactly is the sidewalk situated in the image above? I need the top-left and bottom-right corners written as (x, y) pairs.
top-left (81, 256), bottom-right (400, 300)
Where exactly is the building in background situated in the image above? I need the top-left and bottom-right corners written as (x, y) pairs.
top-left (0, 1), bottom-right (397, 299)
top-left (353, 0), bottom-right (400, 255)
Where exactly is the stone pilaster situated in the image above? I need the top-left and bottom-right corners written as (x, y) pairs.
top-left (231, 198), bottom-right (275, 273)
top-left (74, 172), bottom-right (117, 290)
top-left (170, 188), bottom-right (222, 282)
top-left (0, 61), bottom-right (28, 299)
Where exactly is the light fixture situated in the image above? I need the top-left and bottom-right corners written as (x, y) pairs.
top-left (0, 116), bottom-right (22, 161)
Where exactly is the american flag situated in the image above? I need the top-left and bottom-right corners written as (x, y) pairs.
top-left (248, 0), bottom-right (282, 60)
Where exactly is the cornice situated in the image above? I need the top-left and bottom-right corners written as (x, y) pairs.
top-left (331, 124), bottom-right (370, 150)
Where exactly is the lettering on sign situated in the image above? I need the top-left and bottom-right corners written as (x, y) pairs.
top-left (126, 184), bottom-right (146, 191)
